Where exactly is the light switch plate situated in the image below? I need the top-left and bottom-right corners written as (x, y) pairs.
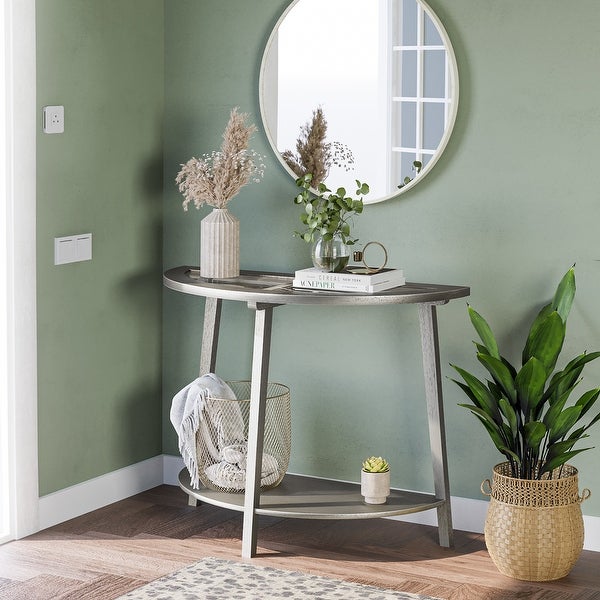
top-left (43, 105), bottom-right (64, 134)
top-left (54, 233), bottom-right (92, 265)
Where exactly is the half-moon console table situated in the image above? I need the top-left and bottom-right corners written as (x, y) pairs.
top-left (163, 266), bottom-right (470, 558)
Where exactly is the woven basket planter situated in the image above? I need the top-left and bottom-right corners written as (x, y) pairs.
top-left (481, 462), bottom-right (591, 581)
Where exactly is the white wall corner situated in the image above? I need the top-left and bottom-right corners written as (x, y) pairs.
top-left (7, 0), bottom-right (39, 541)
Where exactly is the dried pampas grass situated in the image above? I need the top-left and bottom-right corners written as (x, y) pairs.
top-left (176, 107), bottom-right (265, 210)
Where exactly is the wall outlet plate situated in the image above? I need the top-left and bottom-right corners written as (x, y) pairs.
top-left (54, 233), bottom-right (92, 265)
top-left (43, 105), bottom-right (64, 134)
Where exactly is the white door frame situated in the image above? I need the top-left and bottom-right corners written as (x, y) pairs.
top-left (3, 0), bottom-right (38, 541)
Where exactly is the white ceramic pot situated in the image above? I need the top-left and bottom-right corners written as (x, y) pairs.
top-left (361, 470), bottom-right (390, 504)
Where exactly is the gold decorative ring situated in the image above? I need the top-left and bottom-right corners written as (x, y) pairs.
top-left (354, 242), bottom-right (388, 273)
top-left (360, 241), bottom-right (388, 273)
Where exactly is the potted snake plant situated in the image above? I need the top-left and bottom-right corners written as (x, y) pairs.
top-left (451, 266), bottom-right (600, 581)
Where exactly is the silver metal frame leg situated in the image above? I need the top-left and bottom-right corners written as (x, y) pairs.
top-left (418, 302), bottom-right (453, 548)
top-left (199, 297), bottom-right (222, 375)
top-left (241, 304), bottom-right (274, 558)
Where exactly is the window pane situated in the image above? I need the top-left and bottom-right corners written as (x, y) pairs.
top-left (400, 0), bottom-right (418, 46)
top-left (424, 13), bottom-right (442, 45)
top-left (397, 50), bottom-right (417, 97)
top-left (400, 152), bottom-right (419, 185)
top-left (423, 102), bottom-right (445, 150)
top-left (400, 101), bottom-right (416, 148)
top-left (423, 49), bottom-right (446, 98)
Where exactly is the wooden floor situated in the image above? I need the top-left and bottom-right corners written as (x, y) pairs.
top-left (0, 485), bottom-right (599, 599)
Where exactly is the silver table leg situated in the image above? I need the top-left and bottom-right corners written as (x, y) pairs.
top-left (418, 302), bottom-right (453, 548)
top-left (189, 297), bottom-right (222, 507)
top-left (241, 303), bottom-right (274, 558)
top-left (199, 297), bottom-right (222, 376)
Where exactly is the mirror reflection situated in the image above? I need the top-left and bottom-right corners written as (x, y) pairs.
top-left (260, 0), bottom-right (459, 204)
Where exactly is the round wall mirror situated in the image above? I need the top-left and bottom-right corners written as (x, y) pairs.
top-left (259, 0), bottom-right (459, 204)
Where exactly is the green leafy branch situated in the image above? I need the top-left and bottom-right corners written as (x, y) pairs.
top-left (293, 173), bottom-right (368, 245)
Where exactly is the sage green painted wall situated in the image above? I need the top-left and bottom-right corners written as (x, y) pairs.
top-left (36, 1), bottom-right (164, 495)
top-left (164, 0), bottom-right (600, 517)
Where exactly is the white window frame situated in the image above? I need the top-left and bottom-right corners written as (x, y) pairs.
top-left (1, 0), bottom-right (38, 544)
top-left (388, 0), bottom-right (455, 189)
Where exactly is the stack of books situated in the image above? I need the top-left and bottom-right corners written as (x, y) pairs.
top-left (293, 267), bottom-right (406, 293)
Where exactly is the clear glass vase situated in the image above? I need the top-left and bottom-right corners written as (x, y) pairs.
top-left (311, 233), bottom-right (349, 272)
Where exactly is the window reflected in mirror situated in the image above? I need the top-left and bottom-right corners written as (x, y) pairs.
top-left (260, 0), bottom-right (459, 204)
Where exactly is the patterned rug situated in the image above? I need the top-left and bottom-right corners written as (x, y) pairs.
top-left (117, 557), bottom-right (440, 600)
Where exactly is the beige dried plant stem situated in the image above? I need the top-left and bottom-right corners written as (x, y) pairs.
top-left (176, 107), bottom-right (265, 210)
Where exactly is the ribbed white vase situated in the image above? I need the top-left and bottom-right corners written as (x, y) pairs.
top-left (200, 208), bottom-right (240, 279)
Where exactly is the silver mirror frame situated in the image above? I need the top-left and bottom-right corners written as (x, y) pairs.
top-left (259, 0), bottom-right (460, 204)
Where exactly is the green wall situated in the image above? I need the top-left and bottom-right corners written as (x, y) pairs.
top-left (164, 0), bottom-right (600, 516)
top-left (34, 0), bottom-right (600, 518)
top-left (36, 0), bottom-right (164, 495)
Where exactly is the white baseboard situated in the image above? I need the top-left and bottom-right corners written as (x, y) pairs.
top-left (38, 454), bottom-right (600, 553)
top-left (392, 496), bottom-right (600, 553)
top-left (38, 456), bottom-right (165, 531)
top-left (163, 453), bottom-right (185, 486)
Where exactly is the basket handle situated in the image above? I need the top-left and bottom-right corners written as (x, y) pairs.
top-left (480, 479), bottom-right (492, 497)
top-left (579, 488), bottom-right (591, 503)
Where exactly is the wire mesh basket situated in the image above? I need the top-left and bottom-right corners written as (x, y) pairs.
top-left (195, 381), bottom-right (291, 493)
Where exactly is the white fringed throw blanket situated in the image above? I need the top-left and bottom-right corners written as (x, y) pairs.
top-left (170, 374), bottom-right (278, 489)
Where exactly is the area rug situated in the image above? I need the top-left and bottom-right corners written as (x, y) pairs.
top-left (117, 556), bottom-right (440, 600)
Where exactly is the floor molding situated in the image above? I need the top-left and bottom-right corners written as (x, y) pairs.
top-left (38, 456), bottom-right (165, 531)
top-left (38, 454), bottom-right (600, 552)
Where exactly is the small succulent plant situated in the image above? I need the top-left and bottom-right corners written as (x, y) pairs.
top-left (362, 456), bottom-right (390, 473)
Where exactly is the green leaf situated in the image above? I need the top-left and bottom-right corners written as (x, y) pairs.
top-left (451, 379), bottom-right (479, 406)
top-left (524, 421), bottom-right (547, 449)
top-left (542, 388), bottom-right (570, 429)
top-left (541, 448), bottom-right (591, 476)
top-left (522, 311), bottom-right (565, 375)
top-left (548, 405), bottom-right (583, 443)
top-left (499, 397), bottom-right (518, 437)
top-left (474, 342), bottom-right (489, 356)
top-left (515, 357), bottom-right (547, 416)
top-left (575, 388), bottom-right (600, 419)
top-left (459, 404), bottom-right (503, 433)
top-left (545, 437), bottom-right (580, 459)
top-left (499, 446), bottom-right (522, 464)
top-left (552, 266), bottom-right (576, 322)
top-left (522, 303), bottom-right (553, 364)
top-left (469, 412), bottom-right (510, 453)
top-left (451, 365), bottom-right (501, 422)
top-left (468, 305), bottom-right (500, 359)
top-left (477, 353), bottom-right (517, 405)
top-left (543, 351), bottom-right (600, 405)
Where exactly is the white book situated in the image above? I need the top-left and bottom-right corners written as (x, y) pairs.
top-left (294, 267), bottom-right (405, 286)
top-left (293, 275), bottom-right (406, 294)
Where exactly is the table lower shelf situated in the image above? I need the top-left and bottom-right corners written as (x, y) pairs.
top-left (178, 469), bottom-right (444, 519)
